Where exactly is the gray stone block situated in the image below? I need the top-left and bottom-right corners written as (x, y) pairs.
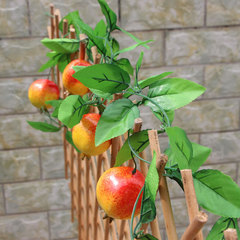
top-left (5, 179), bottom-right (70, 213)
top-left (0, 186), bottom-right (4, 215)
top-left (0, 114), bottom-right (62, 149)
top-left (0, 0), bottom-right (29, 37)
top-left (156, 198), bottom-right (188, 227)
top-left (200, 131), bottom-right (240, 164)
top-left (204, 63), bottom-right (240, 98)
top-left (29, 0), bottom-right (118, 36)
top-left (40, 146), bottom-right (65, 179)
top-left (121, 0), bottom-right (204, 30)
top-left (49, 210), bottom-right (78, 239)
top-left (0, 77), bottom-right (38, 115)
top-left (0, 149), bottom-right (40, 183)
top-left (0, 38), bottom-right (47, 78)
top-left (166, 28), bottom-right (240, 65)
top-left (207, 0), bottom-right (240, 26)
top-left (174, 99), bottom-right (239, 133)
top-left (0, 213), bottom-right (48, 240)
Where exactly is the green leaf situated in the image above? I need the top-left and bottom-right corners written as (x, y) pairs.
top-left (98, 0), bottom-right (117, 32)
top-left (95, 98), bottom-right (140, 146)
top-left (106, 38), bottom-right (120, 57)
top-left (139, 72), bottom-right (173, 89)
top-left (72, 65), bottom-right (87, 72)
top-left (117, 27), bottom-right (151, 49)
top-left (115, 40), bottom-right (153, 56)
top-left (140, 151), bottom-right (158, 224)
top-left (58, 95), bottom-right (88, 128)
top-left (135, 51), bottom-right (144, 85)
top-left (27, 121), bottom-right (61, 132)
top-left (41, 38), bottom-right (80, 53)
top-left (58, 54), bottom-right (71, 72)
top-left (39, 52), bottom-right (62, 72)
top-left (94, 19), bottom-right (107, 38)
top-left (206, 217), bottom-right (240, 240)
top-left (194, 169), bottom-right (240, 218)
top-left (189, 142), bottom-right (211, 172)
top-left (138, 234), bottom-right (158, 240)
top-left (166, 126), bottom-right (193, 170)
top-left (59, 10), bottom-right (84, 37)
top-left (72, 63), bottom-right (130, 96)
top-left (65, 130), bottom-right (81, 153)
top-left (59, 11), bottom-right (106, 55)
top-left (113, 58), bottom-right (134, 76)
top-left (145, 78), bottom-right (206, 111)
top-left (165, 141), bottom-right (211, 172)
top-left (115, 130), bottom-right (149, 167)
top-left (46, 99), bottom-right (63, 118)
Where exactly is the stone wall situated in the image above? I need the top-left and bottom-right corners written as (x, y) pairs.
top-left (0, 0), bottom-right (239, 239)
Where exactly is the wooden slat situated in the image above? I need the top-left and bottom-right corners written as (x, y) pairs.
top-left (181, 169), bottom-right (203, 240)
top-left (180, 211), bottom-right (208, 240)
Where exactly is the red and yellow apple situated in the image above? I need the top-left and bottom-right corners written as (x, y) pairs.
top-left (96, 166), bottom-right (145, 219)
top-left (62, 59), bottom-right (91, 96)
top-left (72, 113), bottom-right (111, 156)
top-left (28, 79), bottom-right (60, 109)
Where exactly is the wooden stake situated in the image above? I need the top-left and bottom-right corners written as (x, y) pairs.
top-left (181, 169), bottom-right (203, 240)
top-left (94, 154), bottom-right (104, 240)
top-left (77, 153), bottom-right (83, 240)
top-left (79, 34), bottom-right (87, 61)
top-left (85, 157), bottom-right (90, 240)
top-left (180, 211), bottom-right (208, 240)
top-left (70, 146), bottom-right (75, 222)
top-left (147, 130), bottom-right (165, 240)
top-left (54, 11), bottom-right (61, 89)
top-left (224, 229), bottom-right (238, 240)
top-left (62, 19), bottom-right (68, 37)
top-left (63, 127), bottom-right (68, 179)
top-left (50, 4), bottom-right (54, 39)
top-left (70, 26), bottom-right (76, 61)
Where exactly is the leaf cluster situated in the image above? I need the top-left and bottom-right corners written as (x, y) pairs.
top-left (27, 1), bottom-right (240, 239)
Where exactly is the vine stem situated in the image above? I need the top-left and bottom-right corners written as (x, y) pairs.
top-left (127, 130), bottom-right (151, 165)
top-left (130, 186), bottom-right (144, 240)
top-left (134, 92), bottom-right (171, 128)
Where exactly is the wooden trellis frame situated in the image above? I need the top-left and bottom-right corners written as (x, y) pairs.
top-left (46, 5), bottom-right (238, 240)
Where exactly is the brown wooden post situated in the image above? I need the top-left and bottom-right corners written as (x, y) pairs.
top-left (181, 169), bottom-right (203, 240)
top-left (180, 211), bottom-right (208, 240)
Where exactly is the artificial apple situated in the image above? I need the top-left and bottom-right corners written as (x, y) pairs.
top-left (96, 166), bottom-right (145, 219)
top-left (28, 79), bottom-right (60, 109)
top-left (62, 59), bottom-right (91, 96)
top-left (72, 113), bottom-right (111, 156)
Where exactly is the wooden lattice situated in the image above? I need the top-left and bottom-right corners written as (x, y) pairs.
top-left (46, 5), bottom-right (237, 240)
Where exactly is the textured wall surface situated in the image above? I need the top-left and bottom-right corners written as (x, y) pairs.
top-left (0, 0), bottom-right (239, 239)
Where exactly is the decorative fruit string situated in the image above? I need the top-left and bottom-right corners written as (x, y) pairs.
top-left (26, 1), bottom-right (240, 239)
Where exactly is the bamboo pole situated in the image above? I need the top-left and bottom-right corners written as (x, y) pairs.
top-left (70, 146), bottom-right (75, 222)
top-left (77, 153), bottom-right (84, 240)
top-left (79, 34), bottom-right (87, 61)
top-left (181, 169), bottom-right (203, 240)
top-left (180, 211), bottom-right (208, 240)
top-left (70, 26), bottom-right (76, 61)
top-left (85, 157), bottom-right (90, 240)
top-left (49, 4), bottom-right (55, 82)
top-left (148, 130), bottom-right (178, 240)
top-left (93, 154), bottom-right (104, 240)
top-left (224, 229), bottom-right (238, 240)
top-left (148, 130), bottom-right (170, 240)
top-left (54, 10), bottom-right (60, 88)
